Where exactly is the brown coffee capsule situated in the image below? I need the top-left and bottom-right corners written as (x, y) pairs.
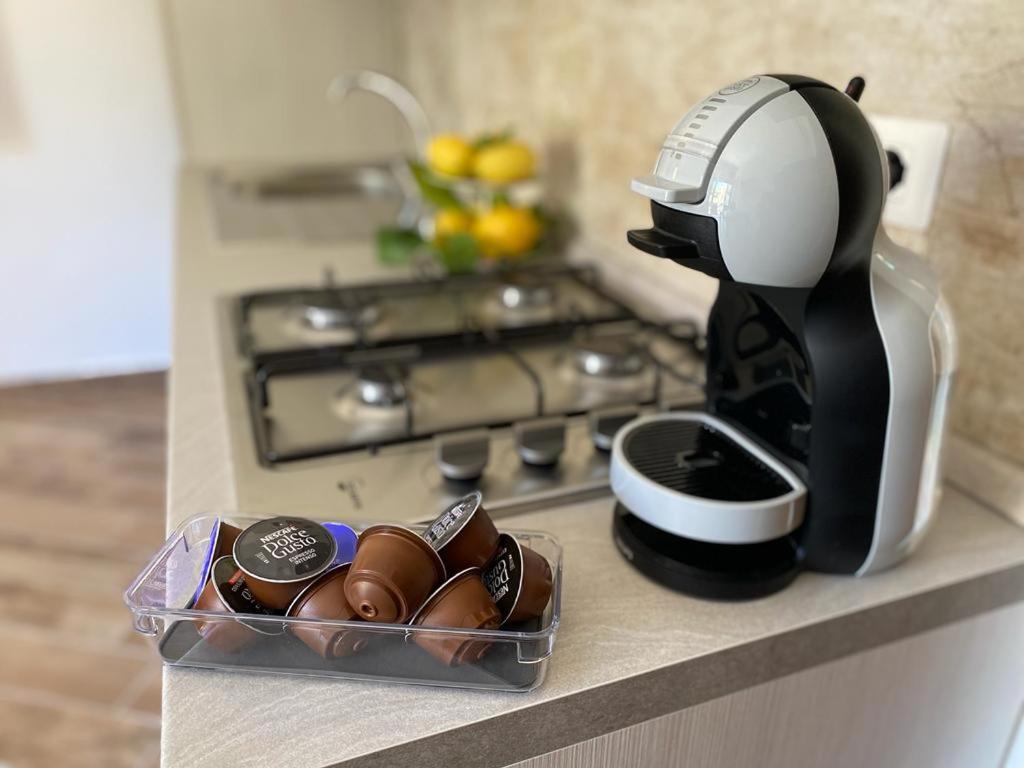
top-left (189, 519), bottom-right (245, 608)
top-left (409, 568), bottom-right (502, 666)
top-left (423, 491), bottom-right (500, 573)
top-left (232, 517), bottom-right (338, 611)
top-left (344, 525), bottom-right (445, 624)
top-left (193, 556), bottom-right (278, 653)
top-left (482, 533), bottom-right (553, 625)
top-left (213, 521), bottom-right (243, 560)
top-left (286, 563), bottom-right (367, 659)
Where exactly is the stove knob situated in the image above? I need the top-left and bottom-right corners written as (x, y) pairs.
top-left (515, 419), bottom-right (566, 468)
top-left (589, 408), bottom-right (639, 452)
top-left (436, 431), bottom-right (490, 481)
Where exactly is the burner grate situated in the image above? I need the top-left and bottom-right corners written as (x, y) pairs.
top-left (233, 267), bottom-right (707, 466)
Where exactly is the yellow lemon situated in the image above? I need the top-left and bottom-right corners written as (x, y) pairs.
top-left (472, 140), bottom-right (536, 184)
top-left (473, 206), bottom-right (542, 258)
top-left (433, 208), bottom-right (473, 242)
top-left (426, 134), bottom-right (475, 177)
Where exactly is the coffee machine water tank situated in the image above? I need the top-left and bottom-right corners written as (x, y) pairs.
top-left (611, 75), bottom-right (955, 597)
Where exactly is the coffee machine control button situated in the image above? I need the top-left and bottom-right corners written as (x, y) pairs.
top-left (435, 431), bottom-right (490, 481)
top-left (652, 150), bottom-right (708, 191)
top-left (515, 420), bottom-right (566, 467)
top-left (632, 76), bottom-right (789, 205)
top-left (590, 409), bottom-right (640, 452)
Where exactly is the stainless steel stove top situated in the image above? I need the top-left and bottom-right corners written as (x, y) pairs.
top-left (238, 269), bottom-right (629, 357)
top-left (219, 266), bottom-right (704, 521)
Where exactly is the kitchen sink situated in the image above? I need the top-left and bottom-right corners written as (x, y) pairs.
top-left (208, 161), bottom-right (415, 243)
top-left (226, 163), bottom-right (401, 200)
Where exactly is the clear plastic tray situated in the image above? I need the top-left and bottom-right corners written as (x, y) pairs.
top-left (125, 514), bottom-right (562, 692)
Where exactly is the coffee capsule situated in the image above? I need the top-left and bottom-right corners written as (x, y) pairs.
top-left (193, 556), bottom-right (278, 653)
top-left (481, 533), bottom-right (553, 625)
top-left (233, 517), bottom-right (338, 611)
top-left (323, 522), bottom-right (359, 565)
top-left (189, 519), bottom-right (244, 608)
top-left (423, 491), bottom-right (500, 573)
top-left (286, 563), bottom-right (366, 659)
top-left (213, 520), bottom-right (243, 559)
top-left (409, 568), bottom-right (502, 666)
top-left (345, 525), bottom-right (445, 623)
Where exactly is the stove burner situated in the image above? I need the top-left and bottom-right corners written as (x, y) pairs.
top-left (498, 281), bottom-right (555, 311)
top-left (357, 366), bottom-right (407, 407)
top-left (575, 337), bottom-right (646, 378)
top-left (301, 300), bottom-right (379, 331)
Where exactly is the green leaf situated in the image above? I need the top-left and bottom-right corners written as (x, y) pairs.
top-left (437, 232), bottom-right (480, 275)
top-left (472, 128), bottom-right (514, 150)
top-left (376, 227), bottom-right (423, 266)
top-left (408, 161), bottom-right (463, 209)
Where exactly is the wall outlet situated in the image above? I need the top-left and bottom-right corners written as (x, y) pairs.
top-left (868, 115), bottom-right (950, 232)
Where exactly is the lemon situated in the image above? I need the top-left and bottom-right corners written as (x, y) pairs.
top-left (426, 134), bottom-right (475, 177)
top-left (433, 208), bottom-right (474, 242)
top-left (472, 140), bottom-right (536, 184)
top-left (473, 206), bottom-right (541, 258)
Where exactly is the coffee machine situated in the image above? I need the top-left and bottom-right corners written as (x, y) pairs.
top-left (610, 75), bottom-right (956, 599)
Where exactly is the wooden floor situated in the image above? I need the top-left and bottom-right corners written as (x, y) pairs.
top-left (0, 373), bottom-right (166, 768)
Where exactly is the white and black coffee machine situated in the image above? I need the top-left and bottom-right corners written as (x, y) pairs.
top-left (611, 75), bottom-right (956, 599)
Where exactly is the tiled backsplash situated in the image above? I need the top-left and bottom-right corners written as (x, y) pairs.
top-left (399, 0), bottom-right (1023, 467)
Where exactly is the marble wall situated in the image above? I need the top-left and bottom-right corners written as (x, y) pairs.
top-left (398, 0), bottom-right (1024, 466)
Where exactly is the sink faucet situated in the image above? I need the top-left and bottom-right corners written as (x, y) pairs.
top-left (327, 70), bottom-right (432, 157)
top-left (327, 70), bottom-right (430, 230)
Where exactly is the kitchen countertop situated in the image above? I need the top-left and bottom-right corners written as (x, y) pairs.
top-left (160, 167), bottom-right (1024, 767)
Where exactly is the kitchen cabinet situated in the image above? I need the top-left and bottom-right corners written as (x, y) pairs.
top-left (514, 604), bottom-right (1024, 768)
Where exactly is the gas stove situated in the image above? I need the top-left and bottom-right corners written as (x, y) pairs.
top-left (219, 266), bottom-right (705, 521)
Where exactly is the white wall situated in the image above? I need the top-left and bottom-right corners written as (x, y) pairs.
top-left (165, 0), bottom-right (406, 164)
top-left (0, 0), bottom-right (178, 383)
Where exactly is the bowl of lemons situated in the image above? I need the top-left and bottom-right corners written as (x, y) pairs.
top-left (377, 131), bottom-right (566, 275)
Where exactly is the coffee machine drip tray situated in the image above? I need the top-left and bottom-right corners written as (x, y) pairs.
top-left (609, 412), bottom-right (806, 599)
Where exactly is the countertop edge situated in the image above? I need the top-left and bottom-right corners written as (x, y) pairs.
top-left (330, 560), bottom-right (1024, 768)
